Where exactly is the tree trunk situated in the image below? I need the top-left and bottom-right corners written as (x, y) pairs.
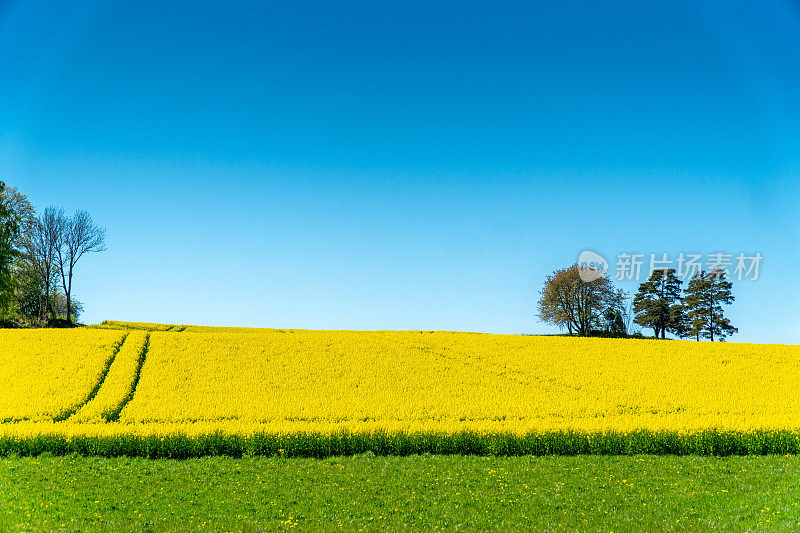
top-left (47, 289), bottom-right (55, 320)
top-left (709, 292), bottom-right (714, 342)
top-left (709, 312), bottom-right (713, 342)
top-left (66, 270), bottom-right (73, 324)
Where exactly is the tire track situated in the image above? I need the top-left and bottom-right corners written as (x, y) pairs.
top-left (106, 333), bottom-right (151, 422)
top-left (55, 332), bottom-right (129, 422)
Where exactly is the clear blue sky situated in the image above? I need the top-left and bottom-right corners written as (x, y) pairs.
top-left (2, 1), bottom-right (799, 342)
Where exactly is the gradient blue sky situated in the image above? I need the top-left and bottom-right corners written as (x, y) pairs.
top-left (2, 1), bottom-right (799, 342)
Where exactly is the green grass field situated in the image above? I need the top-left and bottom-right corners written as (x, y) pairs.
top-left (2, 454), bottom-right (799, 531)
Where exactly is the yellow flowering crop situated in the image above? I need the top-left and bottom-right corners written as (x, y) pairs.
top-left (72, 332), bottom-right (149, 422)
top-left (2, 324), bottom-right (800, 456)
top-left (118, 330), bottom-right (800, 433)
top-left (0, 329), bottom-right (125, 422)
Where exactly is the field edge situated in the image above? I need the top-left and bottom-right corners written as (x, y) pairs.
top-left (3, 428), bottom-right (800, 458)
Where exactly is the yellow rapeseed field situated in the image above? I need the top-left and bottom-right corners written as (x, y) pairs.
top-left (0, 329), bottom-right (125, 422)
top-left (120, 329), bottom-right (800, 433)
top-left (2, 324), bottom-right (800, 456)
top-left (72, 331), bottom-right (149, 422)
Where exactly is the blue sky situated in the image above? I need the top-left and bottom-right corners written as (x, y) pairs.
top-left (2, 1), bottom-right (799, 342)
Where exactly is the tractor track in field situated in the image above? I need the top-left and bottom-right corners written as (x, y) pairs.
top-left (55, 332), bottom-right (130, 422)
top-left (105, 332), bottom-right (151, 422)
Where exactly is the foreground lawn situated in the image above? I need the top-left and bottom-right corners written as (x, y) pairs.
top-left (1, 455), bottom-right (799, 531)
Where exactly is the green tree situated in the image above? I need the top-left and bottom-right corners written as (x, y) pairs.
top-left (13, 263), bottom-right (48, 322)
top-left (632, 269), bottom-right (684, 339)
top-left (538, 264), bottom-right (628, 336)
top-left (1, 184), bottom-right (39, 323)
top-left (668, 302), bottom-right (691, 339)
top-left (0, 181), bottom-right (21, 319)
top-left (601, 307), bottom-right (627, 337)
top-left (683, 269), bottom-right (738, 341)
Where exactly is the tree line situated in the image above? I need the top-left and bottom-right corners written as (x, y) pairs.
top-left (0, 181), bottom-right (106, 326)
top-left (538, 263), bottom-right (737, 341)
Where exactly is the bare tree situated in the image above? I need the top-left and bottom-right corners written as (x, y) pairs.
top-left (56, 210), bottom-right (106, 324)
top-left (28, 207), bottom-right (65, 320)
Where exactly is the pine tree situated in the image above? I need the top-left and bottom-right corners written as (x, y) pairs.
top-left (632, 268), bottom-right (683, 338)
top-left (683, 269), bottom-right (737, 341)
top-left (668, 302), bottom-right (691, 338)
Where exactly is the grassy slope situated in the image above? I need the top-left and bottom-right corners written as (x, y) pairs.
top-left (1, 455), bottom-right (799, 531)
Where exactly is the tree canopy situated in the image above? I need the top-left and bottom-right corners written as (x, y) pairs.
top-left (538, 264), bottom-right (628, 337)
top-left (632, 268), bottom-right (685, 339)
top-left (684, 269), bottom-right (737, 341)
top-left (0, 181), bottom-right (105, 326)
